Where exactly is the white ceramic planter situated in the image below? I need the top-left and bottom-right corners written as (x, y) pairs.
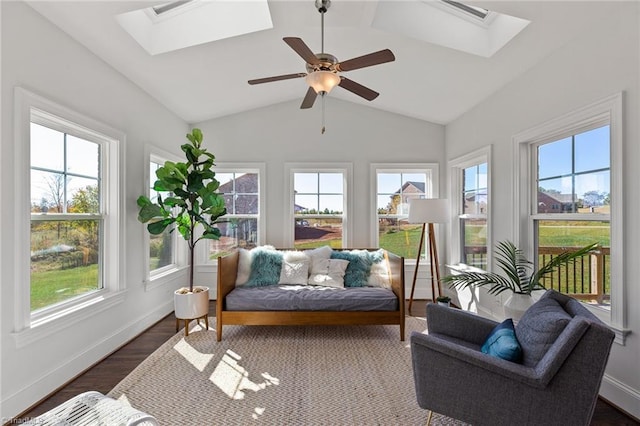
top-left (174, 286), bottom-right (209, 319)
top-left (504, 293), bottom-right (534, 324)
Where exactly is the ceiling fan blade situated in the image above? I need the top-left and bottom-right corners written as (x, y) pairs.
top-left (300, 87), bottom-right (318, 109)
top-left (336, 49), bottom-right (395, 72)
top-left (338, 77), bottom-right (379, 101)
top-left (248, 73), bottom-right (307, 85)
top-left (283, 37), bottom-right (321, 65)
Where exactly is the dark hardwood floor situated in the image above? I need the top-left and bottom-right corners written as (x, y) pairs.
top-left (12, 300), bottom-right (640, 425)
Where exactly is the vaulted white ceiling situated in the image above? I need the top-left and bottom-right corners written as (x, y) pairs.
top-left (26, 1), bottom-right (616, 124)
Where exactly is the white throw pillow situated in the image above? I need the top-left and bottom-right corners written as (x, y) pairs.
top-left (308, 258), bottom-right (350, 288)
top-left (304, 245), bottom-right (333, 273)
top-left (367, 250), bottom-right (392, 289)
top-left (235, 245), bottom-right (276, 286)
top-left (279, 259), bottom-right (310, 285)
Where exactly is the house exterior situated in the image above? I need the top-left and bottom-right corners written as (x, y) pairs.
top-left (537, 191), bottom-right (575, 213)
top-left (1, 1), bottom-right (638, 422)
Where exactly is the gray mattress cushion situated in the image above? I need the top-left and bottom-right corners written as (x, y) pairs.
top-left (225, 285), bottom-right (398, 311)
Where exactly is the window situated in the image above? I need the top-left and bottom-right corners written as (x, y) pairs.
top-left (15, 87), bottom-right (124, 337)
top-left (514, 93), bottom-right (627, 343)
top-left (441, 0), bottom-right (489, 20)
top-left (286, 164), bottom-right (352, 249)
top-left (145, 150), bottom-right (182, 281)
top-left (449, 148), bottom-right (491, 270)
top-left (209, 164), bottom-right (264, 259)
top-left (30, 122), bottom-right (102, 312)
top-left (372, 164), bottom-right (439, 259)
top-left (534, 125), bottom-right (610, 303)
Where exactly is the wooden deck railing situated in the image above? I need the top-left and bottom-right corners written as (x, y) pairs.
top-left (463, 246), bottom-right (610, 304)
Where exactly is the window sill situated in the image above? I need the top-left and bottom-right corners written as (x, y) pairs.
top-left (584, 303), bottom-right (630, 346)
top-left (145, 265), bottom-right (188, 292)
top-left (447, 264), bottom-right (630, 345)
top-left (11, 291), bottom-right (126, 348)
top-left (446, 263), bottom-right (486, 274)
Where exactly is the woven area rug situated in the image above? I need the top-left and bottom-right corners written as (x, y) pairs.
top-left (108, 317), bottom-right (467, 425)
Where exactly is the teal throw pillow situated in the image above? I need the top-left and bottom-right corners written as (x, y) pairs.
top-left (244, 248), bottom-right (283, 287)
top-left (481, 318), bottom-right (523, 363)
top-left (330, 250), bottom-right (373, 287)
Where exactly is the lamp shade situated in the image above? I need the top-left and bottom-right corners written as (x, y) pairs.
top-left (408, 198), bottom-right (449, 224)
top-left (306, 71), bottom-right (341, 94)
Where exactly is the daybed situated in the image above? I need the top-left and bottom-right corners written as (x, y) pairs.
top-left (216, 246), bottom-right (405, 341)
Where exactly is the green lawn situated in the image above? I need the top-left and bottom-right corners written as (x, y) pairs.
top-left (293, 225), bottom-right (423, 258)
top-left (31, 264), bottom-right (99, 311)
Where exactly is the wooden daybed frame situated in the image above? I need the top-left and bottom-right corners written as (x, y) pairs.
top-left (215, 248), bottom-right (405, 342)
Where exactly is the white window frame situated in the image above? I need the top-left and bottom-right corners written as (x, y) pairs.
top-left (143, 145), bottom-right (187, 290)
top-left (203, 162), bottom-right (266, 264)
top-left (513, 92), bottom-right (628, 344)
top-left (448, 146), bottom-right (492, 270)
top-left (285, 163), bottom-right (353, 247)
top-left (370, 163), bottom-right (440, 262)
top-left (13, 87), bottom-right (125, 347)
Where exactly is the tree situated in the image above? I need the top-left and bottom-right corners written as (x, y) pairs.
top-left (69, 185), bottom-right (99, 213)
top-left (582, 190), bottom-right (606, 207)
top-left (539, 187), bottom-right (561, 196)
top-left (386, 194), bottom-right (401, 214)
top-left (45, 174), bottom-right (64, 212)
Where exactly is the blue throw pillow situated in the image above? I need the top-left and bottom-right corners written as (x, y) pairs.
top-left (244, 248), bottom-right (283, 287)
top-left (481, 318), bottom-right (523, 363)
top-left (330, 250), bottom-right (373, 287)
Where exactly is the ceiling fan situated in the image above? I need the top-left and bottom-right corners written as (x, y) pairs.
top-left (248, 0), bottom-right (396, 110)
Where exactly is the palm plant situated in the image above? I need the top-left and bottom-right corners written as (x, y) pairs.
top-left (443, 240), bottom-right (598, 295)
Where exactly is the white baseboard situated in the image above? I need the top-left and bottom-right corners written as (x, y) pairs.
top-left (1, 300), bottom-right (174, 420)
top-left (600, 373), bottom-right (640, 421)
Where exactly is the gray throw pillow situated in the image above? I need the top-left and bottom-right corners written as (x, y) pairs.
top-left (515, 297), bottom-right (572, 367)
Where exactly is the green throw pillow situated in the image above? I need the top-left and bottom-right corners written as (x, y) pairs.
top-left (244, 248), bottom-right (283, 287)
top-left (330, 250), bottom-right (373, 287)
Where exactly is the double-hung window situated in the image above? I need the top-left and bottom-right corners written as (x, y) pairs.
top-left (15, 87), bottom-right (124, 337)
top-left (286, 164), bottom-right (352, 249)
top-left (514, 93), bottom-right (626, 343)
top-left (448, 148), bottom-right (491, 270)
top-left (30, 122), bottom-right (102, 311)
top-left (533, 126), bottom-right (611, 303)
top-left (209, 164), bottom-right (264, 259)
top-left (371, 164), bottom-right (439, 259)
top-left (145, 149), bottom-right (183, 284)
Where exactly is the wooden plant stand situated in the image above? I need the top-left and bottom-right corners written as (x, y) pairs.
top-left (175, 314), bottom-right (209, 336)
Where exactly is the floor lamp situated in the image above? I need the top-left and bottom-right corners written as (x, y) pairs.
top-left (407, 198), bottom-right (449, 314)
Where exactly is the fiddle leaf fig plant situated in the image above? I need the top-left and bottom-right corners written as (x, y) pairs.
top-left (137, 128), bottom-right (227, 292)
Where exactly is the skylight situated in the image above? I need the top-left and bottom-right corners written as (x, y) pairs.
top-left (441, 0), bottom-right (488, 20)
top-left (152, 0), bottom-right (192, 16)
top-left (116, 0), bottom-right (273, 56)
top-left (372, 1), bottom-right (531, 58)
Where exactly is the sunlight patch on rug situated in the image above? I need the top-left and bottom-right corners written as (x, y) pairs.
top-left (109, 317), bottom-right (467, 425)
top-left (173, 338), bottom-right (214, 372)
top-left (209, 349), bottom-right (280, 400)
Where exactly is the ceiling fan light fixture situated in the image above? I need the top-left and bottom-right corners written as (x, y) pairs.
top-left (306, 71), bottom-right (341, 94)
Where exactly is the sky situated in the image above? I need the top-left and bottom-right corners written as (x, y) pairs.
top-left (537, 125), bottom-right (610, 199)
top-left (30, 123), bottom-right (100, 211)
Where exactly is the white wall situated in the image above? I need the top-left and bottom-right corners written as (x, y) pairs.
top-left (446, 3), bottom-right (640, 418)
top-left (193, 97), bottom-right (446, 297)
top-left (0, 2), bottom-right (446, 419)
top-left (1, 2), bottom-right (188, 418)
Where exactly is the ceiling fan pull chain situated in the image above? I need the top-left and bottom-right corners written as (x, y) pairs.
top-left (321, 93), bottom-right (326, 134)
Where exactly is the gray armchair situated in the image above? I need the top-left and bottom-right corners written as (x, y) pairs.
top-left (410, 290), bottom-right (615, 426)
